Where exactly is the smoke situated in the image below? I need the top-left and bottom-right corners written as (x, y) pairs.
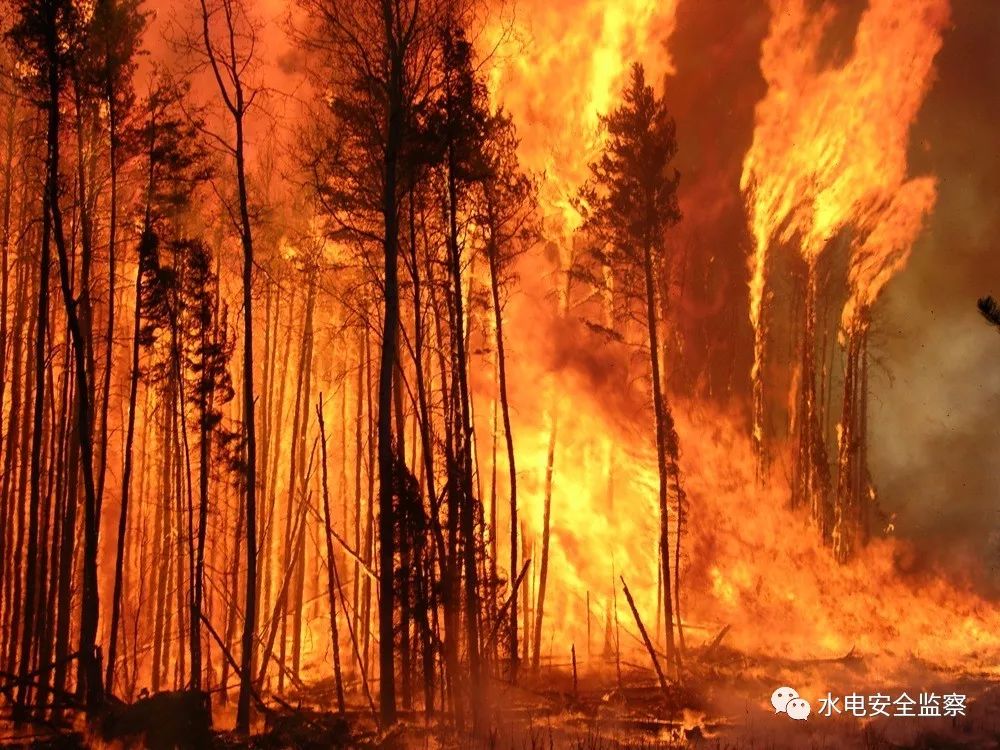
top-left (661, 0), bottom-right (768, 399)
top-left (868, 0), bottom-right (1000, 587)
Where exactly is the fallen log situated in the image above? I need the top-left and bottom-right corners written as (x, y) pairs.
top-left (620, 576), bottom-right (670, 700)
top-left (771, 646), bottom-right (863, 668)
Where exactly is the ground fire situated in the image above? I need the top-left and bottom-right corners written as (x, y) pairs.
top-left (0, 0), bottom-right (997, 747)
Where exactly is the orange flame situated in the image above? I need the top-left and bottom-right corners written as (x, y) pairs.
top-left (742, 0), bottom-right (948, 444)
top-left (486, 0), bottom-right (678, 234)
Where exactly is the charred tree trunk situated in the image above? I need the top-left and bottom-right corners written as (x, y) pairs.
top-left (531, 419), bottom-right (556, 671)
top-left (445, 138), bottom-right (482, 729)
top-left (375, 2), bottom-right (406, 721)
top-left (642, 239), bottom-right (678, 672)
top-left (486, 241), bottom-right (519, 682)
top-left (794, 264), bottom-right (832, 542)
top-left (317, 398), bottom-right (347, 714)
top-left (834, 314), bottom-right (870, 562)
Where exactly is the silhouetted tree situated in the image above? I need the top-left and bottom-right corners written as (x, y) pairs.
top-left (195, 0), bottom-right (264, 730)
top-left (581, 62), bottom-right (685, 672)
top-left (431, 22), bottom-right (491, 721)
top-left (297, 0), bottom-right (447, 725)
top-left (8, 0), bottom-right (104, 710)
top-left (106, 75), bottom-right (214, 695)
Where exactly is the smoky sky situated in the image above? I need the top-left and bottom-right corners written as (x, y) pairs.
top-left (869, 0), bottom-right (1000, 585)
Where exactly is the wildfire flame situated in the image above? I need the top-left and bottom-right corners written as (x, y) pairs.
top-left (6, 0), bottom-right (998, 730)
top-left (486, 0), bottom-right (678, 234)
top-left (742, 0), bottom-right (948, 445)
top-left (479, 0), bottom-right (1000, 675)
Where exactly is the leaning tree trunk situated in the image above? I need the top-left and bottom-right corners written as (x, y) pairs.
top-left (531, 418), bottom-right (556, 671)
top-left (290, 273), bottom-right (316, 683)
top-left (317, 399), bottom-right (347, 714)
top-left (642, 239), bottom-right (677, 672)
top-left (486, 242), bottom-right (519, 682)
top-left (48, 50), bottom-right (104, 709)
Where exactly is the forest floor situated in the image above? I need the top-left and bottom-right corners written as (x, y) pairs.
top-left (441, 647), bottom-right (1000, 749)
top-left (2, 647), bottom-right (999, 748)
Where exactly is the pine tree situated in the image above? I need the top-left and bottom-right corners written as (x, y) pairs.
top-left (297, 0), bottom-right (448, 725)
top-left (581, 63), bottom-right (685, 672)
top-left (106, 75), bottom-right (213, 695)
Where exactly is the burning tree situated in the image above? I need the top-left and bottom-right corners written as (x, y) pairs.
top-left (579, 62), bottom-right (686, 671)
top-left (742, 0), bottom-right (947, 560)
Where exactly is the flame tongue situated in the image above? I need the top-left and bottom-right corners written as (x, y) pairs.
top-left (743, 0), bottom-right (948, 254)
top-left (742, 0), bottom-right (949, 446)
top-left (841, 176), bottom-right (937, 331)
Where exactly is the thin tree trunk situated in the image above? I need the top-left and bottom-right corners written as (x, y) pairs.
top-left (531, 418), bottom-right (556, 671)
top-left (277, 282), bottom-right (310, 692)
top-left (290, 273), bottom-right (316, 682)
top-left (376, 31), bottom-right (403, 721)
top-left (105, 227), bottom-right (146, 694)
top-left (642, 240), bottom-right (677, 672)
top-left (96, 88), bottom-right (120, 517)
top-left (362, 331), bottom-right (375, 674)
top-left (445, 139), bottom-right (482, 726)
top-left (0, 236), bottom-right (28, 657)
top-left (226, 80), bottom-right (258, 742)
top-left (316, 397), bottom-right (346, 714)
top-left (621, 576), bottom-right (669, 698)
top-left (486, 245), bottom-right (518, 681)
top-left (0, 98), bottom-right (16, 455)
top-left (351, 325), bottom-right (364, 649)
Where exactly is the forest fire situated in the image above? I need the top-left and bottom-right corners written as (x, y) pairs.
top-left (0, 0), bottom-right (998, 747)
